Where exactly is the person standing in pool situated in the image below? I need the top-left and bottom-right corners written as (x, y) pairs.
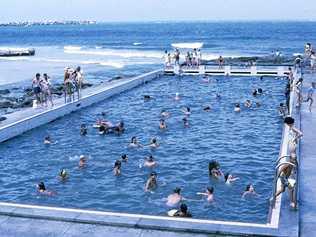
top-left (144, 155), bottom-right (157, 168)
top-left (113, 160), bottom-right (121, 176)
top-left (37, 182), bottom-right (54, 196)
top-left (166, 188), bottom-right (184, 207)
top-left (145, 172), bottom-right (158, 192)
top-left (129, 136), bottom-right (143, 148)
top-left (197, 187), bottom-right (214, 202)
top-left (242, 184), bottom-right (258, 198)
top-left (159, 119), bottom-right (167, 130)
top-left (209, 160), bottom-right (223, 179)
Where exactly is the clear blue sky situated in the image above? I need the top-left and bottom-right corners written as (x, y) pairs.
top-left (0, 0), bottom-right (316, 22)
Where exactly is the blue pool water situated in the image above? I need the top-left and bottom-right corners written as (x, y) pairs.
top-left (0, 75), bottom-right (286, 223)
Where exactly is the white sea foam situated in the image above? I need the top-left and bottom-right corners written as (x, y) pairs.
top-left (133, 42), bottom-right (143, 46)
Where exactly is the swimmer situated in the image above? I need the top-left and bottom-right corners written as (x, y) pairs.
top-left (182, 107), bottom-right (191, 116)
top-left (160, 109), bottom-right (170, 118)
top-left (59, 169), bottom-right (69, 180)
top-left (80, 124), bottom-right (87, 136)
top-left (256, 102), bottom-right (261, 107)
top-left (234, 103), bottom-right (241, 112)
top-left (252, 89), bottom-right (258, 97)
top-left (37, 182), bottom-right (54, 196)
top-left (113, 160), bottom-right (121, 176)
top-left (171, 203), bottom-right (192, 218)
top-left (203, 106), bottom-right (211, 112)
top-left (148, 138), bottom-right (160, 148)
top-left (242, 184), bottom-right (258, 198)
top-left (129, 136), bottom-right (143, 148)
top-left (79, 155), bottom-right (87, 168)
top-left (174, 92), bottom-right (180, 101)
top-left (208, 160), bottom-right (223, 179)
top-left (183, 117), bottom-right (189, 127)
top-left (257, 88), bottom-right (263, 95)
top-left (144, 95), bottom-right (152, 101)
top-left (278, 103), bottom-right (287, 117)
top-left (166, 187), bottom-right (184, 207)
top-left (145, 172), bottom-right (158, 192)
top-left (44, 135), bottom-right (52, 144)
top-left (197, 187), bottom-right (214, 202)
top-left (244, 100), bottom-right (252, 108)
top-left (202, 75), bottom-right (210, 83)
top-left (144, 155), bottom-right (157, 168)
top-left (114, 121), bottom-right (125, 135)
top-left (121, 154), bottom-right (128, 162)
top-left (224, 173), bottom-right (239, 184)
top-left (216, 93), bottom-right (221, 100)
top-left (159, 119), bottom-right (167, 130)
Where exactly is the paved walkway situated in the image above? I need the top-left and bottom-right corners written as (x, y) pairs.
top-left (0, 215), bottom-right (215, 237)
top-left (299, 70), bottom-right (316, 236)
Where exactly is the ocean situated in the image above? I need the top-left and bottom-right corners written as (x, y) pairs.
top-left (0, 21), bottom-right (316, 87)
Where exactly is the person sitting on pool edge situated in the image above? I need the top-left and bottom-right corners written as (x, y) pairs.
top-left (145, 172), bottom-right (158, 192)
top-left (170, 203), bottom-right (192, 218)
top-left (144, 155), bottom-right (157, 168)
top-left (113, 160), bottom-right (121, 176)
top-left (129, 136), bottom-right (143, 148)
top-left (166, 187), bottom-right (184, 207)
top-left (197, 187), bottom-right (214, 202)
top-left (209, 160), bottom-right (223, 179)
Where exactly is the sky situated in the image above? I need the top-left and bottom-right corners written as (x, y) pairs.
top-left (0, 0), bottom-right (316, 23)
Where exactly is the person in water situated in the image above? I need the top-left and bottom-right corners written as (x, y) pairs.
top-left (121, 154), bottom-right (128, 162)
top-left (209, 160), bottom-right (223, 179)
top-left (257, 88), bottom-right (263, 95)
top-left (113, 160), bottom-right (121, 176)
top-left (80, 124), bottom-right (88, 136)
top-left (37, 182), bottom-right (54, 195)
top-left (160, 109), bottom-right (170, 118)
top-left (129, 136), bottom-right (143, 148)
top-left (244, 100), bottom-right (252, 108)
top-left (144, 155), bottom-right (157, 168)
top-left (182, 107), bottom-right (191, 116)
top-left (224, 173), bottom-right (239, 184)
top-left (197, 187), bottom-right (214, 202)
top-left (145, 172), bottom-right (158, 192)
top-left (144, 95), bottom-right (152, 101)
top-left (114, 121), bottom-right (125, 135)
top-left (252, 89), bottom-right (258, 97)
top-left (234, 103), bottom-right (241, 112)
top-left (59, 169), bottom-right (69, 181)
top-left (203, 106), bottom-right (211, 112)
top-left (166, 187), bottom-right (184, 206)
top-left (148, 138), bottom-right (160, 148)
top-left (174, 92), bottom-right (180, 101)
top-left (173, 203), bottom-right (192, 218)
top-left (79, 155), bottom-right (87, 168)
top-left (159, 119), bottom-right (167, 130)
top-left (183, 117), bottom-right (189, 127)
top-left (44, 135), bottom-right (52, 144)
top-left (242, 184), bottom-right (258, 198)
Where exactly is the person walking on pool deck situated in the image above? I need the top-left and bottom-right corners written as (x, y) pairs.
top-left (304, 82), bottom-right (316, 112)
top-left (32, 73), bottom-right (42, 106)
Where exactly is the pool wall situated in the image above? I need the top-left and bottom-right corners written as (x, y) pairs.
top-left (0, 69), bottom-right (162, 143)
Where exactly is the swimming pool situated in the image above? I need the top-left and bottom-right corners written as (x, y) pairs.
top-left (0, 75), bottom-right (286, 223)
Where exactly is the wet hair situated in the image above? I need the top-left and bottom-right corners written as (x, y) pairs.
top-left (81, 124), bottom-right (86, 128)
top-left (252, 89), bottom-right (258, 96)
top-left (235, 103), bottom-right (240, 108)
top-left (204, 106), bottom-right (211, 111)
top-left (207, 187), bottom-right (214, 194)
top-left (150, 172), bottom-right (157, 177)
top-left (284, 116), bottom-right (295, 125)
top-left (148, 155), bottom-right (154, 161)
top-left (245, 184), bottom-right (252, 191)
top-left (114, 160), bottom-right (121, 168)
top-left (180, 203), bottom-right (188, 213)
top-left (258, 88), bottom-right (263, 94)
top-left (174, 187), bottom-right (181, 194)
top-left (144, 95), bottom-right (151, 99)
top-left (280, 103), bottom-right (284, 107)
top-left (187, 107), bottom-right (190, 112)
top-left (59, 169), bottom-right (67, 178)
top-left (152, 138), bottom-right (157, 143)
top-left (131, 136), bottom-right (137, 143)
top-left (101, 112), bottom-right (106, 116)
top-left (38, 182), bottom-right (46, 191)
top-left (121, 154), bottom-right (128, 160)
top-left (208, 160), bottom-right (220, 174)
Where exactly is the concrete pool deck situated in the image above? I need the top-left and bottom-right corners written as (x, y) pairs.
top-left (0, 67), bottom-right (312, 236)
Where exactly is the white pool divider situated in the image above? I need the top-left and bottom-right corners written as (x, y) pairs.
top-left (0, 69), bottom-right (162, 143)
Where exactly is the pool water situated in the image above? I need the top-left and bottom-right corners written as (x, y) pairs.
top-left (0, 75), bottom-right (286, 223)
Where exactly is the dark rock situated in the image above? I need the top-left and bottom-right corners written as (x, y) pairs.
top-left (20, 98), bottom-right (33, 108)
top-left (81, 83), bottom-right (93, 89)
top-left (0, 100), bottom-right (15, 109)
top-left (0, 89), bottom-right (10, 95)
top-left (0, 116), bottom-right (7, 122)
